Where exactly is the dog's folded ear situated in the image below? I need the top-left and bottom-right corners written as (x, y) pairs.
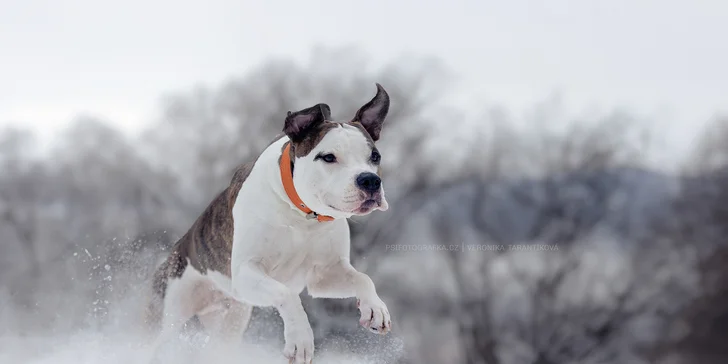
top-left (352, 83), bottom-right (390, 141)
top-left (284, 103), bottom-right (331, 141)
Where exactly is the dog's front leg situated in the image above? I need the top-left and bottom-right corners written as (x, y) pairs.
top-left (307, 259), bottom-right (391, 335)
top-left (233, 264), bottom-right (313, 364)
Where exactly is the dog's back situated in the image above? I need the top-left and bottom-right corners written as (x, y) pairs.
top-left (145, 162), bottom-right (254, 334)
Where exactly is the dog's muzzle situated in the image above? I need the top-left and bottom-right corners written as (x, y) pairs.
top-left (356, 172), bottom-right (381, 193)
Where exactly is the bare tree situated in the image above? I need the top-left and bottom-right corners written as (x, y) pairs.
top-left (2, 46), bottom-right (708, 364)
top-left (687, 115), bottom-right (728, 173)
top-left (142, 48), bottom-right (450, 208)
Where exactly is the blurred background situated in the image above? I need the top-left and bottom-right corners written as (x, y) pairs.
top-left (2, 1), bottom-right (728, 364)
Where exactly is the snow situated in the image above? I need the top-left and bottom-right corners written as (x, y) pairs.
top-left (0, 332), bottom-right (374, 364)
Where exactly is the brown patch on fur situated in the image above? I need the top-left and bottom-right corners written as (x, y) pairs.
top-left (149, 162), bottom-right (255, 304)
top-left (171, 161), bottom-right (254, 277)
top-left (150, 134), bottom-right (292, 309)
top-left (146, 160), bottom-right (256, 330)
top-left (168, 134), bottom-right (291, 277)
top-left (284, 121), bottom-right (382, 178)
top-left (146, 248), bottom-right (188, 329)
top-left (287, 120), bottom-right (378, 158)
top-left (347, 121), bottom-right (376, 149)
top-left (289, 121), bottom-right (340, 158)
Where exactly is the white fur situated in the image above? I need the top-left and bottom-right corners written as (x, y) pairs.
top-left (152, 263), bottom-right (250, 355)
top-left (231, 135), bottom-right (391, 363)
top-left (293, 124), bottom-right (389, 217)
top-left (156, 132), bottom-right (391, 364)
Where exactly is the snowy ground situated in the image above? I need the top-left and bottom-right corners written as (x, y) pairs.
top-left (0, 280), bottom-right (400, 364)
top-left (0, 330), bottom-right (379, 364)
top-left (0, 241), bottom-right (405, 364)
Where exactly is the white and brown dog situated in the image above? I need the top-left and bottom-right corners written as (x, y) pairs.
top-left (146, 84), bottom-right (392, 363)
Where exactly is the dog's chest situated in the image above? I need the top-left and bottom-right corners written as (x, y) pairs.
top-left (261, 228), bottom-right (314, 283)
top-left (239, 222), bottom-right (332, 290)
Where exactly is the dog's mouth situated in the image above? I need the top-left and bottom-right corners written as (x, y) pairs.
top-left (326, 192), bottom-right (389, 216)
top-left (356, 199), bottom-right (379, 214)
top-left (354, 193), bottom-right (389, 215)
top-left (328, 200), bottom-right (380, 215)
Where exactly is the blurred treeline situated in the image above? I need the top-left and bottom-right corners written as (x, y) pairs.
top-left (2, 48), bottom-right (728, 364)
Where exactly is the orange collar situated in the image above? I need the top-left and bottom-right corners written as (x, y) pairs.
top-left (279, 143), bottom-right (335, 222)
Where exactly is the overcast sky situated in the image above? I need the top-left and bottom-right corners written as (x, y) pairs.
top-left (1, 0), bottom-right (726, 161)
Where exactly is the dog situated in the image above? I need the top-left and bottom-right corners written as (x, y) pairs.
top-left (146, 84), bottom-right (392, 364)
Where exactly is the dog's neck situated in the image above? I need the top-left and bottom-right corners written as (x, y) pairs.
top-left (279, 143), bottom-right (334, 222)
top-left (251, 137), bottom-right (348, 226)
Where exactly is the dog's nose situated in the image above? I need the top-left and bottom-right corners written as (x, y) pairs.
top-left (356, 172), bottom-right (381, 192)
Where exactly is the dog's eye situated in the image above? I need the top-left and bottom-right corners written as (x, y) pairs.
top-left (370, 150), bottom-right (381, 164)
top-left (317, 153), bottom-right (337, 163)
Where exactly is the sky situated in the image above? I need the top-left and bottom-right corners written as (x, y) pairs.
top-left (1, 0), bottom-right (727, 163)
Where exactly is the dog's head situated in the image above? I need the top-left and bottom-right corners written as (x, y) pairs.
top-left (282, 84), bottom-right (390, 219)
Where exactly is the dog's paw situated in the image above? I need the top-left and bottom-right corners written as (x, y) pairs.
top-left (283, 322), bottom-right (314, 364)
top-left (357, 297), bottom-right (392, 335)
